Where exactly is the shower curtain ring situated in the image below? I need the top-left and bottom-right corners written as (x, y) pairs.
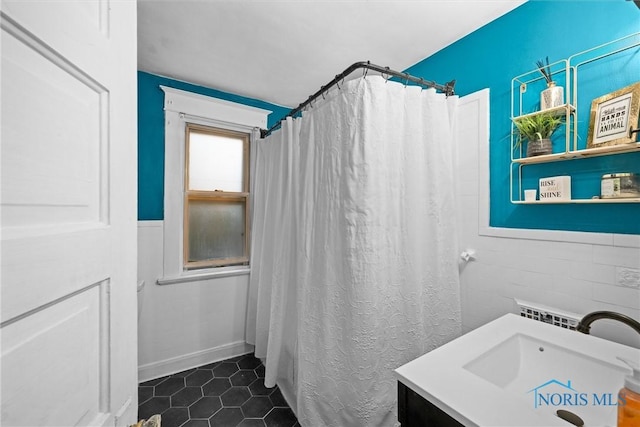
top-left (384, 67), bottom-right (390, 83)
top-left (404, 73), bottom-right (409, 88)
top-left (336, 75), bottom-right (341, 90)
top-left (321, 85), bottom-right (325, 100)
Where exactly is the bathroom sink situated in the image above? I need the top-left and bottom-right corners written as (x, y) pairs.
top-left (395, 313), bottom-right (640, 427)
top-left (464, 333), bottom-right (628, 426)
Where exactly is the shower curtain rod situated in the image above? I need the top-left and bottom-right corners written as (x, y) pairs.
top-left (261, 60), bottom-right (456, 137)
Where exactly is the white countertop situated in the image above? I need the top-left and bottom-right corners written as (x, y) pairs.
top-left (394, 313), bottom-right (640, 427)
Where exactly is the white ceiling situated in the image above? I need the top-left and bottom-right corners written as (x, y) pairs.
top-left (138, 0), bottom-right (525, 108)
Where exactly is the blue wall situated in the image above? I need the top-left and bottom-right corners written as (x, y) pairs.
top-left (405, 1), bottom-right (640, 234)
top-left (138, 71), bottom-right (290, 220)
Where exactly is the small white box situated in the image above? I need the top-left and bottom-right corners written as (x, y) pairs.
top-left (539, 176), bottom-right (571, 202)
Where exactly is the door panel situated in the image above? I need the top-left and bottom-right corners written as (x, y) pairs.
top-left (1, 282), bottom-right (108, 426)
top-left (1, 25), bottom-right (106, 228)
top-left (1, 1), bottom-right (137, 426)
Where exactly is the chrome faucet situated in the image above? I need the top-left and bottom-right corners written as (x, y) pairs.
top-left (576, 311), bottom-right (640, 335)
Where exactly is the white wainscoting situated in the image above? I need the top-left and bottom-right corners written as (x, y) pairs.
top-left (137, 221), bottom-right (253, 382)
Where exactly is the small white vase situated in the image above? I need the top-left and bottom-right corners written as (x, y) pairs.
top-left (540, 81), bottom-right (564, 110)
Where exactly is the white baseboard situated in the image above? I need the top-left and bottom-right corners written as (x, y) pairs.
top-left (138, 341), bottom-right (254, 383)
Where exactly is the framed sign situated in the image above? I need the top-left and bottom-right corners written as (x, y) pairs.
top-left (586, 82), bottom-right (640, 148)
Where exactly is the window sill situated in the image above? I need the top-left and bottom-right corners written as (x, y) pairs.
top-left (156, 266), bottom-right (250, 286)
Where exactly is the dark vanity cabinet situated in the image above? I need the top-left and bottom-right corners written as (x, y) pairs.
top-left (397, 382), bottom-right (465, 427)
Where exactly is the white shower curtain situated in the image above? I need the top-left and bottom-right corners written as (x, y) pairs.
top-left (247, 76), bottom-right (462, 427)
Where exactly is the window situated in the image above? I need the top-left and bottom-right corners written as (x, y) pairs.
top-left (158, 86), bottom-right (270, 283)
top-left (184, 124), bottom-right (250, 269)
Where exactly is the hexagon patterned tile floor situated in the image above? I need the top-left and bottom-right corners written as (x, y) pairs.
top-left (138, 353), bottom-right (299, 427)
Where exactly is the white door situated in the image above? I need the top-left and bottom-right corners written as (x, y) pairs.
top-left (1, 1), bottom-right (138, 426)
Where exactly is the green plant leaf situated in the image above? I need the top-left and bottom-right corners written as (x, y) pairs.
top-left (512, 112), bottom-right (564, 149)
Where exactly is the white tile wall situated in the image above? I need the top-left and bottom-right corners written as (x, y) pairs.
top-left (456, 90), bottom-right (640, 348)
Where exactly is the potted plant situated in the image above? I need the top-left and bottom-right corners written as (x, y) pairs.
top-left (537, 56), bottom-right (564, 110)
top-left (513, 112), bottom-right (564, 157)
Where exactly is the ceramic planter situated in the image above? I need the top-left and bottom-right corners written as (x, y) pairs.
top-left (527, 138), bottom-right (552, 157)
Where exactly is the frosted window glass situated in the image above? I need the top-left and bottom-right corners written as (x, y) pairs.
top-left (189, 131), bottom-right (244, 192)
top-left (188, 200), bottom-right (245, 262)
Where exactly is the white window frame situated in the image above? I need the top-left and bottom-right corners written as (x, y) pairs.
top-left (158, 86), bottom-right (270, 284)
